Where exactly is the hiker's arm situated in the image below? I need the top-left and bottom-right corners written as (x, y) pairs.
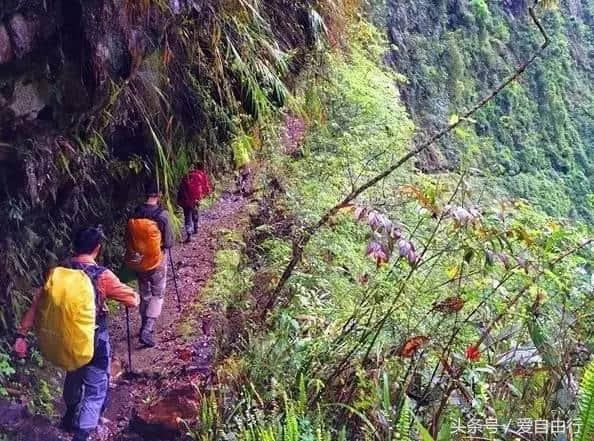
top-left (98, 270), bottom-right (140, 308)
top-left (160, 211), bottom-right (174, 249)
top-left (14, 288), bottom-right (42, 357)
top-left (17, 288), bottom-right (42, 336)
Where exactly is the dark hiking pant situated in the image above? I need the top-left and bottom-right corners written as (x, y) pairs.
top-left (183, 206), bottom-right (199, 236)
top-left (63, 327), bottom-right (110, 432)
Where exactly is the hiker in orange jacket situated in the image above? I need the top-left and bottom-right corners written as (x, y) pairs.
top-left (177, 162), bottom-right (212, 243)
top-left (14, 226), bottom-right (139, 441)
top-left (125, 180), bottom-right (174, 347)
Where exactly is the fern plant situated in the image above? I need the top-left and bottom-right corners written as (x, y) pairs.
top-left (395, 397), bottom-right (412, 441)
top-left (576, 360), bottom-right (594, 441)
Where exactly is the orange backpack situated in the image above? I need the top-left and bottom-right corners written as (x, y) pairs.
top-left (125, 217), bottom-right (163, 272)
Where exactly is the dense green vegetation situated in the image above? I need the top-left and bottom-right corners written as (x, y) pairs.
top-left (1, 0), bottom-right (592, 440)
top-left (181, 15), bottom-right (593, 440)
top-left (383, 0), bottom-right (594, 222)
top-left (0, 0), bottom-right (349, 420)
top-left (0, 0), bottom-right (342, 336)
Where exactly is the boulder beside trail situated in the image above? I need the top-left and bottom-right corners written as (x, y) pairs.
top-left (132, 383), bottom-right (202, 439)
top-left (0, 399), bottom-right (65, 441)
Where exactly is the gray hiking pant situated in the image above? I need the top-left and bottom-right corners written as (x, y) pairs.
top-left (137, 253), bottom-right (167, 319)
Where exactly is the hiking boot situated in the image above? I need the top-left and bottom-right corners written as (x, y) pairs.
top-left (139, 315), bottom-right (146, 337)
top-left (139, 317), bottom-right (156, 347)
top-left (72, 428), bottom-right (90, 441)
top-left (183, 234), bottom-right (191, 244)
top-left (140, 329), bottom-right (155, 347)
top-left (60, 408), bottom-right (76, 432)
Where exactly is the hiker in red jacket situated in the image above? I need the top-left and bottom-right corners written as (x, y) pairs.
top-left (177, 162), bottom-right (212, 243)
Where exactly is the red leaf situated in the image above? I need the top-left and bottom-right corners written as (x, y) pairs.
top-left (176, 348), bottom-right (193, 361)
top-left (465, 345), bottom-right (481, 362)
top-left (397, 336), bottom-right (430, 358)
top-left (432, 296), bottom-right (465, 314)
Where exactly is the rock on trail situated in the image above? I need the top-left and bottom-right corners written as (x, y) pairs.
top-left (0, 191), bottom-right (247, 441)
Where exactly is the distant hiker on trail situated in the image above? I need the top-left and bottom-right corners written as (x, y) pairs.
top-left (14, 226), bottom-right (139, 441)
top-left (125, 179), bottom-right (173, 347)
top-left (231, 131), bottom-right (254, 197)
top-left (235, 164), bottom-right (252, 197)
top-left (177, 162), bottom-right (212, 243)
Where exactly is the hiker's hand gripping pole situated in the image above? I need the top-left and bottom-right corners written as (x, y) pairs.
top-left (168, 248), bottom-right (182, 311)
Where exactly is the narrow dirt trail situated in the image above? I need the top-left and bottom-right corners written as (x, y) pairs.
top-left (0, 190), bottom-right (248, 441)
top-left (103, 190), bottom-right (247, 440)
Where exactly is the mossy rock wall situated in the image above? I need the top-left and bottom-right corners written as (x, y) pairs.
top-left (0, 0), bottom-right (333, 334)
top-left (382, 0), bottom-right (594, 220)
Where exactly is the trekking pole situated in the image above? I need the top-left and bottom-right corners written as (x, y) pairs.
top-left (168, 248), bottom-right (182, 310)
top-left (125, 307), bottom-right (133, 374)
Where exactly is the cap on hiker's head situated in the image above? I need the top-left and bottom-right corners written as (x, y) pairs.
top-left (74, 226), bottom-right (104, 254)
top-left (145, 179), bottom-right (161, 197)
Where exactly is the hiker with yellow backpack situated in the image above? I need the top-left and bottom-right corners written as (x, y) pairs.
top-left (232, 130), bottom-right (254, 197)
top-left (125, 179), bottom-right (173, 347)
top-left (13, 226), bottom-right (139, 441)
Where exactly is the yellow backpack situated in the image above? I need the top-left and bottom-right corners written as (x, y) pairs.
top-left (35, 264), bottom-right (104, 371)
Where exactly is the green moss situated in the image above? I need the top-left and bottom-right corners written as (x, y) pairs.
top-left (281, 22), bottom-right (414, 222)
top-left (177, 230), bottom-right (253, 339)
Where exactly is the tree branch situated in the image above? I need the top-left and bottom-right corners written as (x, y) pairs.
top-left (429, 237), bottom-right (592, 435)
top-left (265, 1), bottom-right (551, 311)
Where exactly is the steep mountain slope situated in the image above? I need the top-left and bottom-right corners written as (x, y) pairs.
top-left (383, 0), bottom-right (593, 220)
top-left (1, 2), bottom-right (592, 439)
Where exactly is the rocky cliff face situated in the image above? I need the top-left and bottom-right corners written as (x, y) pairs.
top-left (383, 0), bottom-right (593, 219)
top-left (1, 1), bottom-right (160, 125)
top-left (0, 1), bottom-right (166, 209)
top-left (0, 0), bottom-right (332, 333)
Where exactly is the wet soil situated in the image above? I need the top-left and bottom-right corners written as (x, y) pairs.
top-left (0, 190), bottom-right (247, 441)
top-left (103, 191), bottom-right (247, 440)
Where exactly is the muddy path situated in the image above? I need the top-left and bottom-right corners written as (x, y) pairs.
top-left (101, 191), bottom-right (247, 440)
top-left (0, 189), bottom-right (249, 441)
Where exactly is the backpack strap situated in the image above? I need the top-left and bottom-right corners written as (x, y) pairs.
top-left (66, 260), bottom-right (107, 282)
top-left (64, 261), bottom-right (108, 324)
top-left (152, 207), bottom-right (166, 233)
top-left (131, 205), bottom-right (166, 237)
